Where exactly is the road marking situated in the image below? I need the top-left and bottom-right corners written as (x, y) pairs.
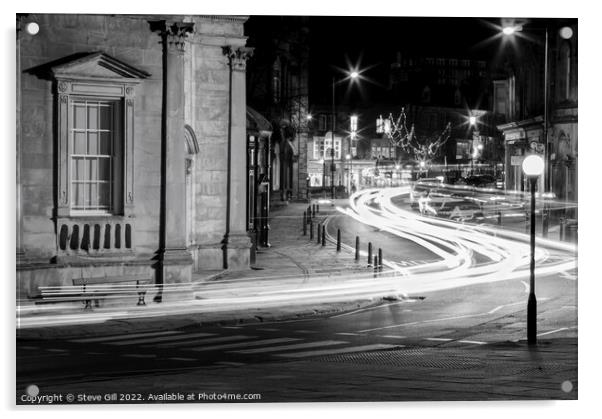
top-left (231, 340), bottom-right (347, 355)
top-left (537, 327), bottom-right (570, 337)
top-left (560, 271), bottom-right (577, 281)
top-left (187, 338), bottom-right (300, 352)
top-left (357, 299), bottom-right (550, 333)
top-left (330, 301), bottom-right (407, 318)
top-left (71, 330), bottom-right (182, 343)
top-left (488, 301), bottom-right (525, 315)
top-left (379, 335), bottom-right (406, 339)
top-left (458, 340), bottom-right (486, 345)
top-left (520, 280), bottom-right (529, 293)
top-left (336, 332), bottom-right (360, 336)
top-left (425, 337), bottom-right (453, 342)
top-left (221, 326), bottom-right (242, 329)
top-left (215, 361), bottom-right (246, 367)
top-left (153, 335), bottom-right (256, 348)
top-left (122, 354), bottom-right (157, 358)
top-left (276, 343), bottom-right (400, 358)
top-left (110, 332), bottom-right (216, 346)
top-left (46, 348), bottom-right (68, 352)
top-left (167, 357), bottom-right (198, 362)
top-left (20, 346), bottom-right (39, 350)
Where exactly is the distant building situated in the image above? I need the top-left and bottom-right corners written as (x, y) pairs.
top-left (494, 19), bottom-right (577, 200)
top-left (245, 16), bottom-right (310, 202)
top-left (17, 14), bottom-right (253, 299)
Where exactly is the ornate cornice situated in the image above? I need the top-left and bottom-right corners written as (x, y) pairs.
top-left (149, 20), bottom-right (195, 52)
top-left (222, 46), bottom-right (253, 71)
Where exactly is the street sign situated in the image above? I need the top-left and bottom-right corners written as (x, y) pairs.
top-left (511, 155), bottom-right (524, 166)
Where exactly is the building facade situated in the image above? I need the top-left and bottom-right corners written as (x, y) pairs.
top-left (245, 16), bottom-right (310, 202)
top-left (494, 19), bottom-right (577, 200)
top-left (17, 14), bottom-right (253, 300)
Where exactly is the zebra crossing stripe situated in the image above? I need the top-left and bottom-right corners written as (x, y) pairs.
top-left (152, 335), bottom-right (256, 349)
top-left (230, 340), bottom-right (347, 355)
top-left (275, 343), bottom-right (400, 358)
top-left (71, 330), bottom-right (182, 343)
top-left (110, 332), bottom-right (216, 346)
top-left (188, 338), bottom-right (300, 352)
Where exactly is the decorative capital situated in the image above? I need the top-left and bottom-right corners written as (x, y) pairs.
top-left (222, 46), bottom-right (253, 71)
top-left (150, 20), bottom-right (194, 52)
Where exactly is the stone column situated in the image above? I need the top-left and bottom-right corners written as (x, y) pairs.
top-left (152, 20), bottom-right (194, 287)
top-left (223, 46), bottom-right (253, 269)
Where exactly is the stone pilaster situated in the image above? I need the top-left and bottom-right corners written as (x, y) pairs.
top-left (223, 46), bottom-right (253, 269)
top-left (151, 20), bottom-right (195, 287)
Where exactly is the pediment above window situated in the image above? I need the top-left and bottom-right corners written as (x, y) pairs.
top-left (51, 52), bottom-right (150, 83)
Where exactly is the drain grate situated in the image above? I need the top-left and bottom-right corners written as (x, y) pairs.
top-left (315, 348), bottom-right (483, 370)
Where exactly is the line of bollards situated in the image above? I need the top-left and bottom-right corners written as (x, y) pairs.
top-left (302, 211), bottom-right (307, 236)
top-left (301, 208), bottom-right (385, 275)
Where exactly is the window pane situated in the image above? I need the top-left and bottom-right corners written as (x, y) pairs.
top-left (74, 183), bottom-right (85, 207)
top-left (89, 183), bottom-right (97, 207)
top-left (98, 158), bottom-right (111, 181)
top-left (87, 105), bottom-right (98, 130)
top-left (99, 132), bottom-right (112, 155)
top-left (98, 183), bottom-right (111, 207)
top-left (88, 132), bottom-right (98, 154)
top-left (73, 158), bottom-right (87, 182)
top-left (89, 158), bottom-right (98, 181)
top-left (73, 132), bottom-right (86, 154)
top-left (99, 104), bottom-right (112, 130)
top-left (73, 104), bottom-right (86, 129)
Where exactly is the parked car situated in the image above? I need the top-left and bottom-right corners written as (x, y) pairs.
top-left (461, 174), bottom-right (496, 188)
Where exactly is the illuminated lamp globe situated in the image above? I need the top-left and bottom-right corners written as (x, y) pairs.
top-left (419, 161), bottom-right (426, 168)
top-left (522, 154), bottom-right (544, 177)
top-left (350, 71), bottom-right (359, 79)
top-left (26, 22), bottom-right (40, 35)
top-left (502, 26), bottom-right (516, 36)
top-left (559, 27), bottom-right (573, 39)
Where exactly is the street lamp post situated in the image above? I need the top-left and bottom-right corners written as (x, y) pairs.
top-left (522, 154), bottom-right (545, 345)
top-left (345, 154), bottom-right (352, 194)
top-left (331, 71), bottom-right (359, 200)
top-left (319, 158), bottom-right (325, 198)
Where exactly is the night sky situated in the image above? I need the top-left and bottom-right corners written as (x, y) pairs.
top-left (245, 15), bottom-right (565, 107)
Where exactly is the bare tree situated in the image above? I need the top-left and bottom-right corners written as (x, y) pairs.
top-left (378, 107), bottom-right (452, 164)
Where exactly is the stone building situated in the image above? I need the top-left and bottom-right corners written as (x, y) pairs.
top-left (17, 14), bottom-right (253, 300)
top-left (494, 19), bottom-right (578, 200)
top-left (245, 16), bottom-right (310, 202)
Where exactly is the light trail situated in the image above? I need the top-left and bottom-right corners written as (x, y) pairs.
top-left (342, 187), bottom-right (577, 292)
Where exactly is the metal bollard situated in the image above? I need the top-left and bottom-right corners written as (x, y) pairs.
top-left (542, 207), bottom-right (549, 238)
top-left (373, 255), bottom-right (379, 277)
top-left (321, 225), bottom-right (326, 246)
top-left (317, 223), bottom-right (321, 244)
top-left (312, 204), bottom-right (316, 217)
top-left (303, 212), bottom-right (307, 235)
top-left (355, 236), bottom-right (360, 261)
top-left (317, 204), bottom-right (320, 213)
top-left (497, 210), bottom-right (502, 226)
top-left (559, 218), bottom-right (565, 241)
top-left (367, 242), bottom-right (373, 266)
top-left (310, 220), bottom-right (314, 240)
top-left (336, 229), bottom-right (341, 251)
top-left (378, 248), bottom-right (383, 272)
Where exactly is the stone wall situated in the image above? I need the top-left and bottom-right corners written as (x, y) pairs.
top-left (19, 14), bottom-right (164, 261)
